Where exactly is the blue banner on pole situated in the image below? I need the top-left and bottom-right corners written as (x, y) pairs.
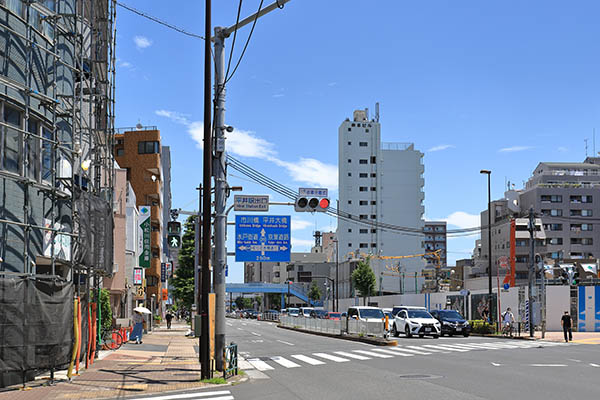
top-left (235, 215), bottom-right (291, 262)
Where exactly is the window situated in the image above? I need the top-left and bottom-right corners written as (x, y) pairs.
top-left (359, 200), bottom-right (368, 205)
top-left (516, 255), bottom-right (529, 263)
top-left (571, 209), bottom-right (593, 216)
top-left (541, 195), bottom-right (562, 203)
top-left (348, 243), bottom-right (352, 247)
top-left (41, 127), bottom-right (52, 182)
top-left (371, 201), bottom-right (376, 205)
top-left (371, 243), bottom-right (377, 248)
top-left (371, 156), bottom-right (376, 164)
top-left (550, 251), bottom-right (563, 259)
top-left (348, 228), bottom-right (352, 233)
top-left (370, 187), bottom-right (376, 191)
top-left (570, 195), bottom-right (592, 203)
top-left (348, 141), bottom-right (352, 145)
top-left (348, 159), bottom-right (352, 163)
top-left (348, 128), bottom-right (351, 132)
top-left (138, 141), bottom-right (159, 154)
top-left (371, 229), bottom-right (376, 233)
top-left (359, 173), bottom-right (368, 178)
top-left (359, 159), bottom-right (368, 164)
top-left (359, 229), bottom-right (368, 234)
top-left (547, 238), bottom-right (563, 245)
top-left (371, 214), bottom-right (376, 219)
top-left (359, 214), bottom-right (368, 220)
top-left (116, 148), bottom-right (124, 157)
top-left (359, 142), bottom-right (368, 147)
top-left (3, 105), bottom-right (21, 173)
top-left (516, 239), bottom-right (528, 247)
top-left (359, 243), bottom-right (369, 248)
top-left (571, 238), bottom-right (593, 245)
top-left (543, 223), bottom-right (562, 231)
top-left (366, 129), bottom-right (370, 133)
top-left (571, 224), bottom-right (593, 231)
top-left (371, 173), bottom-right (376, 177)
top-left (359, 187), bottom-right (368, 192)
top-left (348, 172), bottom-right (352, 177)
top-left (26, 118), bottom-right (39, 180)
top-left (541, 209), bottom-right (562, 216)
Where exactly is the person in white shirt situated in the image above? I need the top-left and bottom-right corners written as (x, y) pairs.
top-left (502, 307), bottom-right (515, 336)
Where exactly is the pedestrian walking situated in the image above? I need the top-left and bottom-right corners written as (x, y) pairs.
top-left (165, 312), bottom-right (173, 329)
top-left (561, 311), bottom-right (572, 342)
top-left (132, 311), bottom-right (144, 344)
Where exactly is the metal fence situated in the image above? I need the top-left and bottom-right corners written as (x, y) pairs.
top-left (223, 342), bottom-right (238, 379)
top-left (280, 316), bottom-right (387, 338)
top-left (261, 312), bottom-right (280, 322)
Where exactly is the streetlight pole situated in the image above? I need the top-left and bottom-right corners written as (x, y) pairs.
top-left (211, 0), bottom-right (292, 372)
top-left (334, 238), bottom-right (339, 312)
top-left (480, 170), bottom-right (493, 324)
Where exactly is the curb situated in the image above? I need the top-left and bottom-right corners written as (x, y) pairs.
top-left (277, 325), bottom-right (397, 346)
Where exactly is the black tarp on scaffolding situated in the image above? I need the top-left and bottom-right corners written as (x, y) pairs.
top-left (74, 190), bottom-right (113, 276)
top-left (0, 275), bottom-right (73, 387)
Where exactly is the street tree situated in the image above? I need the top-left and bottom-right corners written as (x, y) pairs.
top-left (170, 216), bottom-right (196, 313)
top-left (308, 281), bottom-right (322, 302)
top-left (352, 258), bottom-right (376, 305)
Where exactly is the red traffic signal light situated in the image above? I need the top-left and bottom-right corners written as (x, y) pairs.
top-left (319, 198), bottom-right (330, 209)
top-left (295, 196), bottom-right (330, 212)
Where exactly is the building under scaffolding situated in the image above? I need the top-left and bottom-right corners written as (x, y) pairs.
top-left (0, 0), bottom-right (116, 387)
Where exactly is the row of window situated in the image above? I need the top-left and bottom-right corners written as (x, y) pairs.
top-left (358, 243), bottom-right (377, 248)
top-left (541, 195), bottom-right (593, 203)
top-left (424, 226), bottom-right (445, 232)
top-left (543, 223), bottom-right (593, 231)
top-left (541, 209), bottom-right (594, 217)
top-left (358, 187), bottom-right (377, 192)
top-left (5, 0), bottom-right (56, 39)
top-left (347, 200), bottom-right (376, 205)
top-left (348, 127), bottom-right (370, 133)
top-left (515, 237), bottom-right (594, 246)
top-left (138, 141), bottom-right (160, 154)
top-left (347, 172), bottom-right (377, 178)
top-left (347, 141), bottom-right (370, 147)
top-left (348, 157), bottom-right (376, 164)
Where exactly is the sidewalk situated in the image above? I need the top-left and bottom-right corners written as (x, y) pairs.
top-left (0, 322), bottom-right (233, 400)
top-left (536, 330), bottom-right (600, 344)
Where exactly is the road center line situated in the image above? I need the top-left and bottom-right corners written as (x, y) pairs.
top-left (277, 340), bottom-right (295, 346)
top-left (590, 363), bottom-right (599, 367)
top-left (529, 364), bottom-right (567, 367)
top-left (251, 331), bottom-right (261, 336)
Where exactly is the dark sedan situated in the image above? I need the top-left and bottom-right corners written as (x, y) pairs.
top-left (430, 310), bottom-right (471, 337)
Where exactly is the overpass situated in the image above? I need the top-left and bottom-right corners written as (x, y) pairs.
top-left (226, 282), bottom-right (319, 307)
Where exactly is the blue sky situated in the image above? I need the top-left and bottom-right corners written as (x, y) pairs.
top-left (115, 0), bottom-right (600, 283)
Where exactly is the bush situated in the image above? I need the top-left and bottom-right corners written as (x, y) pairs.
top-left (469, 320), bottom-right (496, 334)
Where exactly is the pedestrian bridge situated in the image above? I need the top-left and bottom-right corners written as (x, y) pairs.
top-left (226, 282), bottom-right (318, 306)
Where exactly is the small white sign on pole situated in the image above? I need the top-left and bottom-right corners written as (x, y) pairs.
top-left (234, 195), bottom-right (269, 211)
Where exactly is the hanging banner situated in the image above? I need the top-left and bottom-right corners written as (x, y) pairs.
top-left (138, 206), bottom-right (151, 268)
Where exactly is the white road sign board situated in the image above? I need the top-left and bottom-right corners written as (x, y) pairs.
top-left (234, 195), bottom-right (269, 212)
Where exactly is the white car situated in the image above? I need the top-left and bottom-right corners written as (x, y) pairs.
top-left (391, 307), bottom-right (441, 338)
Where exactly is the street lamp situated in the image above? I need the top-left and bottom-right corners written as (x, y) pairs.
top-left (480, 169), bottom-right (493, 323)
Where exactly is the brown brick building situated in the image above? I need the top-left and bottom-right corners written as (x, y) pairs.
top-left (114, 125), bottom-right (164, 311)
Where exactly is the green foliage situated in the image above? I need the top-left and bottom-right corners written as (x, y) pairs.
top-left (266, 293), bottom-right (281, 309)
top-left (469, 320), bottom-right (496, 334)
top-left (98, 288), bottom-right (112, 333)
top-left (254, 295), bottom-right (262, 307)
top-left (351, 258), bottom-right (376, 304)
top-left (308, 281), bottom-right (322, 301)
top-left (201, 377), bottom-right (227, 384)
top-left (235, 296), bottom-right (253, 310)
top-left (171, 216), bottom-right (196, 312)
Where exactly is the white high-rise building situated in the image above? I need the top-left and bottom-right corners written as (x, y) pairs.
top-left (338, 107), bottom-right (425, 294)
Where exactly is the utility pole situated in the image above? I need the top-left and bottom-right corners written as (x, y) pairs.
top-left (200, 0), bottom-right (212, 380)
top-left (211, 0), bottom-right (292, 371)
top-left (480, 170), bottom-right (493, 324)
top-left (528, 207), bottom-right (535, 338)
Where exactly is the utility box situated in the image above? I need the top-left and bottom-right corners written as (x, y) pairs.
top-left (194, 315), bottom-right (202, 337)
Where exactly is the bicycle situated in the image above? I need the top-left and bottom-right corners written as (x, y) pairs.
top-left (101, 327), bottom-right (125, 350)
top-left (501, 321), bottom-right (513, 337)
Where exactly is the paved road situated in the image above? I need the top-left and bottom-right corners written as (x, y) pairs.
top-left (132, 318), bottom-right (600, 400)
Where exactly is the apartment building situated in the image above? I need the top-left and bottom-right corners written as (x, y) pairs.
top-left (338, 106), bottom-right (425, 293)
top-left (114, 125), bottom-right (165, 313)
top-left (423, 221), bottom-right (447, 268)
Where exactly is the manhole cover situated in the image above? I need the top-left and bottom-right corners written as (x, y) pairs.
top-left (398, 374), bottom-right (441, 380)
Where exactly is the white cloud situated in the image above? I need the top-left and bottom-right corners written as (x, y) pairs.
top-left (134, 35), bottom-right (152, 49)
top-left (291, 237), bottom-right (314, 250)
top-left (428, 144), bottom-right (455, 152)
top-left (118, 60), bottom-right (133, 69)
top-left (557, 146), bottom-right (568, 152)
top-left (498, 146), bottom-right (533, 153)
top-left (444, 211), bottom-right (480, 229)
top-left (292, 218), bottom-right (313, 231)
top-left (272, 94), bottom-right (285, 98)
top-left (327, 82), bottom-right (338, 87)
top-left (155, 110), bottom-right (338, 189)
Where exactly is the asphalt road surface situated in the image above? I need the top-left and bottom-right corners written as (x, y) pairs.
top-left (133, 318), bottom-right (600, 400)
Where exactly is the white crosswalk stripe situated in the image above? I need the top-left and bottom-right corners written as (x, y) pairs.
top-left (373, 348), bottom-right (418, 357)
top-left (422, 344), bottom-right (469, 352)
top-left (407, 345), bottom-right (449, 353)
top-left (291, 354), bottom-right (325, 365)
top-left (270, 356), bottom-right (301, 368)
top-left (391, 347), bottom-right (432, 355)
top-left (314, 352), bottom-right (350, 362)
top-left (247, 358), bottom-right (274, 371)
top-left (353, 349), bottom-right (397, 358)
top-left (334, 351), bottom-right (371, 360)
top-left (136, 390), bottom-right (233, 400)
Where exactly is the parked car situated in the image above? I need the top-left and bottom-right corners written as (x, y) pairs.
top-left (391, 306), bottom-right (441, 338)
top-left (310, 309), bottom-right (328, 319)
top-left (299, 307), bottom-right (314, 318)
top-left (325, 312), bottom-right (341, 320)
top-left (287, 307), bottom-right (300, 317)
top-left (430, 309), bottom-right (470, 337)
top-left (347, 306), bottom-right (385, 322)
top-left (241, 309), bottom-right (254, 318)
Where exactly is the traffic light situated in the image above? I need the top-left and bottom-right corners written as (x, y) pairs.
top-left (560, 269), bottom-right (568, 285)
top-left (168, 234), bottom-right (181, 249)
top-left (167, 221), bottom-right (181, 235)
top-left (294, 196), bottom-right (330, 212)
top-left (572, 270), bottom-right (580, 286)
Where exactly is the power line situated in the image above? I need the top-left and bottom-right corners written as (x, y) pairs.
top-left (116, 1), bottom-right (205, 40)
top-left (225, 0), bottom-right (264, 84)
top-left (226, 0), bottom-right (244, 82)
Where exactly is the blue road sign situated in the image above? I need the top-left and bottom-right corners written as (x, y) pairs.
top-left (235, 215), bottom-right (291, 262)
top-left (503, 283), bottom-right (510, 290)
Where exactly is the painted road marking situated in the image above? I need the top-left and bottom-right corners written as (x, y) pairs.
top-left (422, 344), bottom-right (469, 352)
top-left (250, 332), bottom-right (261, 336)
top-left (491, 362), bottom-right (502, 367)
top-left (270, 356), bottom-right (301, 368)
top-left (247, 358), bottom-right (274, 371)
top-left (407, 345), bottom-right (448, 353)
top-left (391, 347), bottom-right (431, 355)
top-left (314, 353), bottom-right (350, 362)
top-left (373, 348), bottom-right (417, 357)
top-left (529, 364), bottom-right (567, 367)
top-left (353, 349), bottom-right (397, 358)
top-left (136, 390), bottom-right (232, 400)
top-left (589, 363), bottom-right (599, 367)
top-left (291, 354), bottom-right (325, 365)
top-left (277, 340), bottom-right (295, 346)
top-left (334, 351), bottom-right (371, 360)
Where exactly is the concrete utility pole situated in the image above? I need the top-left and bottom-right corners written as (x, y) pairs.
top-left (212, 0), bottom-right (292, 371)
top-left (528, 207), bottom-right (535, 338)
top-left (480, 170), bottom-right (493, 323)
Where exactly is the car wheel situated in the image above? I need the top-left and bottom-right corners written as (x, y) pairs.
top-left (463, 333), bottom-right (470, 337)
top-left (405, 325), bottom-right (412, 338)
top-left (432, 335), bottom-right (439, 339)
top-left (419, 334), bottom-right (425, 338)
top-left (448, 333), bottom-right (453, 337)
top-left (392, 324), bottom-right (399, 337)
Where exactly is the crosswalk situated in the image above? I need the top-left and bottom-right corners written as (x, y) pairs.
top-left (240, 341), bottom-right (569, 373)
top-left (135, 389), bottom-right (234, 400)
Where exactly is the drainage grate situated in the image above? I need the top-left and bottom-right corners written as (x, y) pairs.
top-left (398, 374), bottom-right (441, 380)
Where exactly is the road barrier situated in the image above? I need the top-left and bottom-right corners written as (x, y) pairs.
top-left (280, 316), bottom-right (387, 338)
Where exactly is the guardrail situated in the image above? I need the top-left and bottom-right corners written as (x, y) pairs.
top-left (280, 316), bottom-right (387, 338)
top-left (223, 342), bottom-right (238, 379)
top-left (261, 312), bottom-right (280, 322)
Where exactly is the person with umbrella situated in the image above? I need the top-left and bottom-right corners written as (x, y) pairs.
top-left (132, 306), bottom-right (151, 344)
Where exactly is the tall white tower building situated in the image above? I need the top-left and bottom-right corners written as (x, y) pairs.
top-left (338, 106), bottom-right (425, 294)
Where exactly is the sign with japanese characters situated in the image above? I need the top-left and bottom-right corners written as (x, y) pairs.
top-left (234, 195), bottom-right (269, 212)
top-left (298, 188), bottom-right (328, 197)
top-left (138, 206), bottom-right (151, 268)
top-left (235, 215), bottom-right (290, 262)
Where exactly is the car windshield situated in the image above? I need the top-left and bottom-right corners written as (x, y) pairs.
top-left (439, 310), bottom-right (463, 319)
top-left (359, 309), bottom-right (384, 319)
top-left (407, 310), bottom-right (433, 319)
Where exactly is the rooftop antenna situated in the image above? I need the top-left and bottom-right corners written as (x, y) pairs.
top-left (585, 138), bottom-right (589, 157)
top-left (594, 128), bottom-right (596, 155)
top-left (375, 102), bottom-right (380, 122)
